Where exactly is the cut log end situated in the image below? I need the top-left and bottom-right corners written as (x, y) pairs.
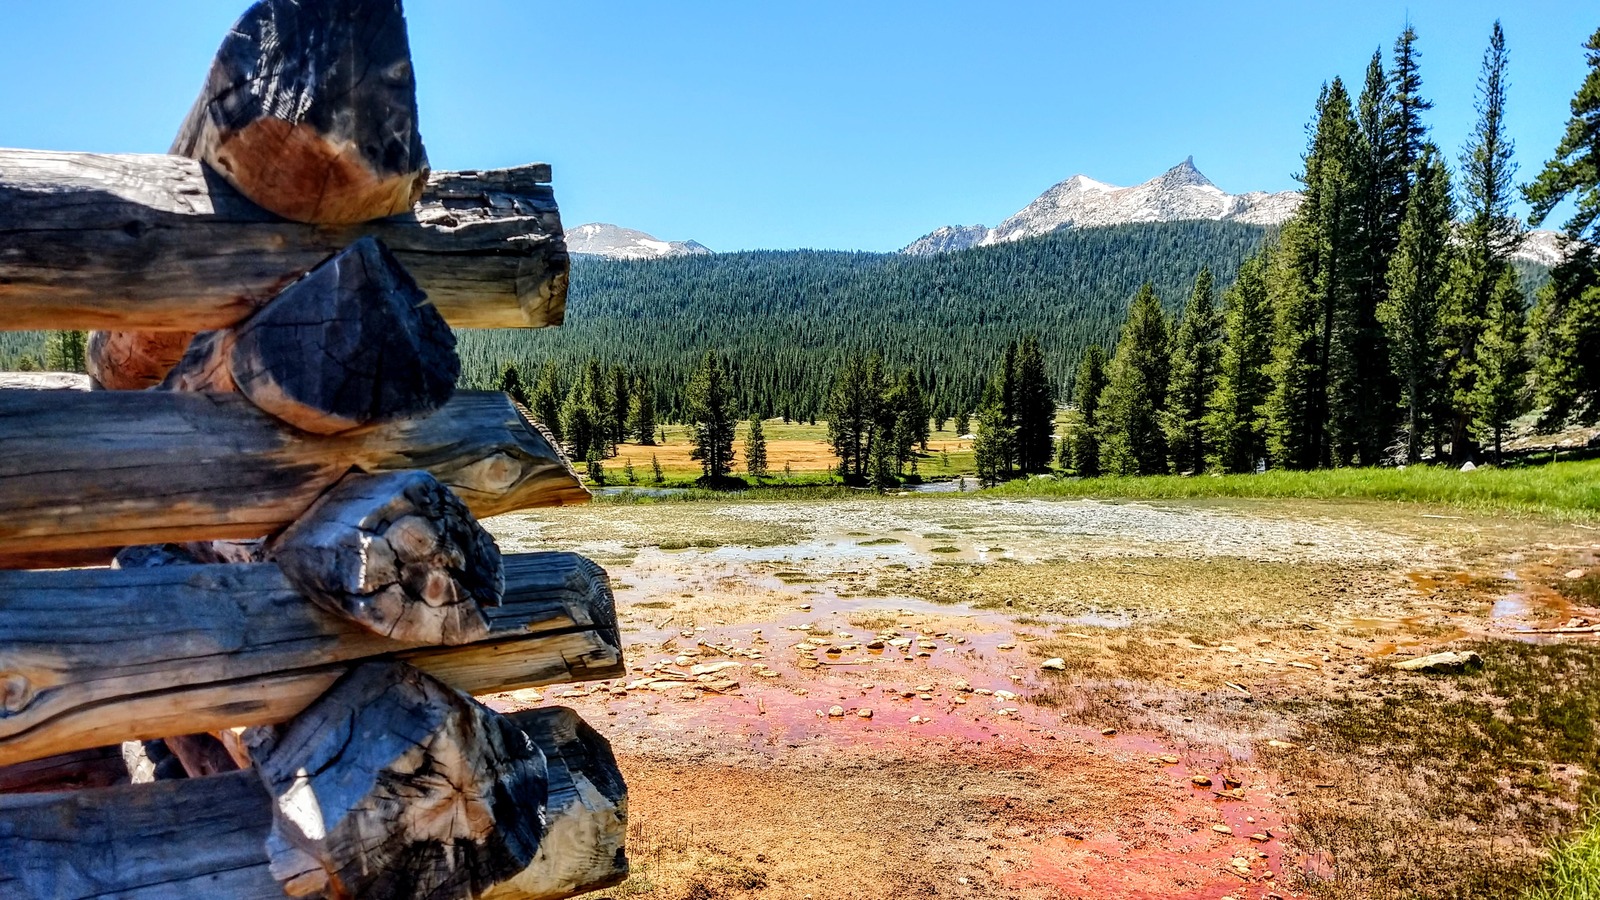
top-left (272, 470), bottom-right (503, 645)
top-left (245, 662), bottom-right (547, 899)
top-left (86, 329), bottom-right (193, 390)
top-left (174, 0), bottom-right (427, 225)
top-left (227, 236), bottom-right (459, 434)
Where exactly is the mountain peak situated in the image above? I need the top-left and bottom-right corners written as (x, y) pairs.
top-left (567, 223), bottom-right (712, 260)
top-left (902, 160), bottom-right (1303, 254)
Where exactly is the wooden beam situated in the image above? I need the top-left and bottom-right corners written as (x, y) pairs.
top-left (0, 389), bottom-right (585, 563)
top-left (271, 471), bottom-right (503, 645)
top-left (173, 0), bottom-right (428, 225)
top-left (0, 149), bottom-right (567, 331)
top-left (0, 551), bottom-right (620, 767)
top-left (0, 706), bottom-right (626, 900)
top-left (163, 236), bottom-right (458, 434)
top-left (0, 746), bottom-right (128, 795)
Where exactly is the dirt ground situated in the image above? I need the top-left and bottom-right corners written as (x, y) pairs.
top-left (483, 496), bottom-right (1600, 900)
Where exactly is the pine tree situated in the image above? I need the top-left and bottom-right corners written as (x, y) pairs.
top-left (1378, 148), bottom-right (1454, 462)
top-left (972, 404), bottom-right (1011, 487)
top-left (1069, 345), bottom-right (1107, 476)
top-left (1206, 254), bottom-right (1274, 473)
top-left (825, 355), bottom-right (884, 481)
top-left (1267, 79), bottom-right (1360, 469)
top-left (609, 365), bottom-right (631, 448)
top-left (1469, 268), bottom-right (1529, 461)
top-left (531, 361), bottom-right (564, 441)
top-left (624, 458), bottom-right (637, 484)
top-left (955, 410), bottom-right (970, 437)
top-left (630, 376), bottom-right (657, 444)
top-left (584, 451), bottom-right (604, 486)
top-left (1012, 335), bottom-right (1056, 473)
top-left (685, 351), bottom-right (737, 482)
top-left (44, 331), bottom-right (86, 373)
top-left (744, 417), bottom-right (769, 478)
top-left (1391, 25), bottom-right (1433, 177)
top-left (1447, 21), bottom-right (1521, 459)
top-left (496, 361), bottom-right (530, 407)
top-left (559, 379), bottom-right (600, 461)
top-left (1163, 268), bottom-right (1222, 473)
top-left (578, 359), bottom-right (615, 457)
top-left (1525, 26), bottom-right (1600, 425)
top-left (651, 453), bottom-right (665, 484)
top-left (1098, 284), bottom-right (1170, 475)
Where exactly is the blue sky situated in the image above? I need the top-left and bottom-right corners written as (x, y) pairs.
top-left (0, 1), bottom-right (1591, 251)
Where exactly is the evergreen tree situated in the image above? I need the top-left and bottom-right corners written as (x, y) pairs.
top-left (1391, 25), bottom-right (1433, 176)
top-left (496, 361), bottom-right (530, 407)
top-left (1447, 21), bottom-right (1521, 459)
top-left (579, 359), bottom-right (615, 457)
top-left (744, 417), bottom-right (769, 478)
top-left (972, 404), bottom-right (1011, 487)
top-left (44, 331), bottom-right (85, 373)
top-left (1525, 25), bottom-right (1600, 425)
top-left (825, 355), bottom-right (884, 480)
top-left (531, 361), bottom-right (564, 441)
top-left (1206, 254), bottom-right (1275, 473)
top-left (1378, 148), bottom-right (1455, 462)
top-left (1098, 284), bottom-right (1170, 475)
top-left (630, 376), bottom-right (658, 444)
top-left (624, 458), bottom-right (637, 484)
top-left (1163, 268), bottom-right (1222, 473)
top-left (584, 451), bottom-right (604, 486)
top-left (1012, 335), bottom-right (1056, 473)
top-left (1469, 268), bottom-right (1529, 461)
top-left (978, 342), bottom-right (1020, 475)
top-left (559, 379), bottom-right (600, 461)
top-left (1069, 345), bottom-right (1107, 476)
top-left (685, 351), bottom-right (737, 482)
top-left (1267, 79), bottom-right (1360, 469)
top-left (955, 410), bottom-right (970, 437)
top-left (651, 453), bottom-right (664, 484)
top-left (609, 365), bottom-right (631, 448)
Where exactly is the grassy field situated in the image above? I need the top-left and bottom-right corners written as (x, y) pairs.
top-left (990, 458), bottom-right (1600, 521)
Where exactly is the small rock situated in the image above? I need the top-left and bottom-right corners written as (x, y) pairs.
top-left (1192, 775), bottom-right (1212, 787)
top-left (828, 705), bottom-right (846, 718)
top-left (994, 689), bottom-right (1018, 701)
top-left (1160, 755), bottom-right (1179, 764)
top-left (1266, 739), bottom-right (1297, 750)
top-left (953, 679), bottom-right (974, 693)
top-left (1212, 824), bottom-right (1233, 835)
top-left (1041, 658), bottom-right (1067, 671)
top-left (996, 642), bottom-right (1017, 651)
top-left (1249, 833), bottom-right (1271, 843)
top-left (1392, 650), bottom-right (1483, 674)
top-left (858, 708), bottom-right (874, 719)
top-left (1100, 727), bottom-right (1116, 737)
top-left (866, 640), bottom-right (886, 650)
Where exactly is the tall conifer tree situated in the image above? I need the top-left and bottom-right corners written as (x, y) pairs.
top-left (531, 361), bottom-right (564, 441)
top-left (1164, 268), bottom-right (1222, 473)
top-left (1525, 25), bottom-right (1600, 425)
top-left (1070, 345), bottom-right (1108, 476)
top-left (1098, 284), bottom-right (1170, 476)
top-left (1013, 335), bottom-right (1056, 473)
top-left (1206, 254), bottom-right (1274, 473)
top-left (1447, 21), bottom-right (1520, 460)
top-left (1468, 268), bottom-right (1529, 461)
top-left (1378, 148), bottom-right (1455, 463)
top-left (686, 351), bottom-right (737, 481)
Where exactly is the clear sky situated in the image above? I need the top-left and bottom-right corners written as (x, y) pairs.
top-left (0, 1), bottom-right (1591, 251)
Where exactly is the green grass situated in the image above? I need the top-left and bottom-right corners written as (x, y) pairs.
top-left (988, 459), bottom-right (1600, 520)
top-left (1527, 813), bottom-right (1600, 900)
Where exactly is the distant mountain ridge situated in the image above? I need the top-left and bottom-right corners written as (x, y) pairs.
top-left (903, 158), bottom-right (1303, 255)
top-left (566, 223), bottom-right (711, 260)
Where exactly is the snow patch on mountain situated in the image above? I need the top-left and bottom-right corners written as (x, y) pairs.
top-left (1514, 230), bottom-right (1576, 269)
top-left (902, 158), bottom-right (1303, 255)
top-left (567, 223), bottom-right (712, 260)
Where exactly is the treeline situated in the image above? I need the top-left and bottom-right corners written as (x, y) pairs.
top-left (1061, 22), bottom-right (1600, 476)
top-left (457, 220), bottom-right (1269, 423)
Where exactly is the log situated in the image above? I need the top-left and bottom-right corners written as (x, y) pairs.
top-left (173, 0), bottom-right (428, 225)
top-left (0, 389), bottom-right (585, 564)
top-left (0, 746), bottom-right (128, 794)
top-left (0, 149), bottom-right (567, 332)
top-left (0, 551), bottom-right (619, 766)
top-left (163, 236), bottom-right (458, 434)
top-left (0, 373), bottom-right (91, 391)
top-left (271, 471), bottom-right (503, 645)
top-left (85, 329), bottom-right (193, 390)
top-left (0, 706), bottom-right (626, 900)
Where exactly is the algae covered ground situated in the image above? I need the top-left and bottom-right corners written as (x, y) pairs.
top-left (486, 491), bottom-right (1600, 900)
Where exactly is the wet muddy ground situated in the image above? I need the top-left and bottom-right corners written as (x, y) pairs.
top-left (483, 497), bottom-right (1600, 900)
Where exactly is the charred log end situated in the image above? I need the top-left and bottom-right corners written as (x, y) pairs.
top-left (86, 330), bottom-right (194, 390)
top-left (271, 470), bottom-right (502, 645)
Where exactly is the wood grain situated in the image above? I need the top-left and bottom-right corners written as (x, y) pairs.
top-left (0, 706), bottom-right (625, 900)
top-left (172, 0), bottom-right (427, 225)
top-left (0, 551), bottom-right (620, 767)
top-left (0, 389), bottom-right (585, 562)
top-left (1, 149), bottom-right (567, 331)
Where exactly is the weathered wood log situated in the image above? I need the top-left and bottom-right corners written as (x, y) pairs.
top-left (0, 149), bottom-right (567, 332)
top-left (163, 236), bottom-right (458, 434)
top-left (0, 746), bottom-right (128, 794)
top-left (0, 389), bottom-right (584, 564)
top-left (174, 0), bottom-right (427, 226)
top-left (0, 372), bottom-right (91, 391)
top-left (247, 663), bottom-right (543, 897)
top-left (0, 552), bottom-right (619, 767)
top-left (272, 471), bottom-right (503, 645)
top-left (162, 734), bottom-right (240, 779)
top-left (0, 706), bottom-right (625, 900)
top-left (85, 329), bottom-right (193, 390)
